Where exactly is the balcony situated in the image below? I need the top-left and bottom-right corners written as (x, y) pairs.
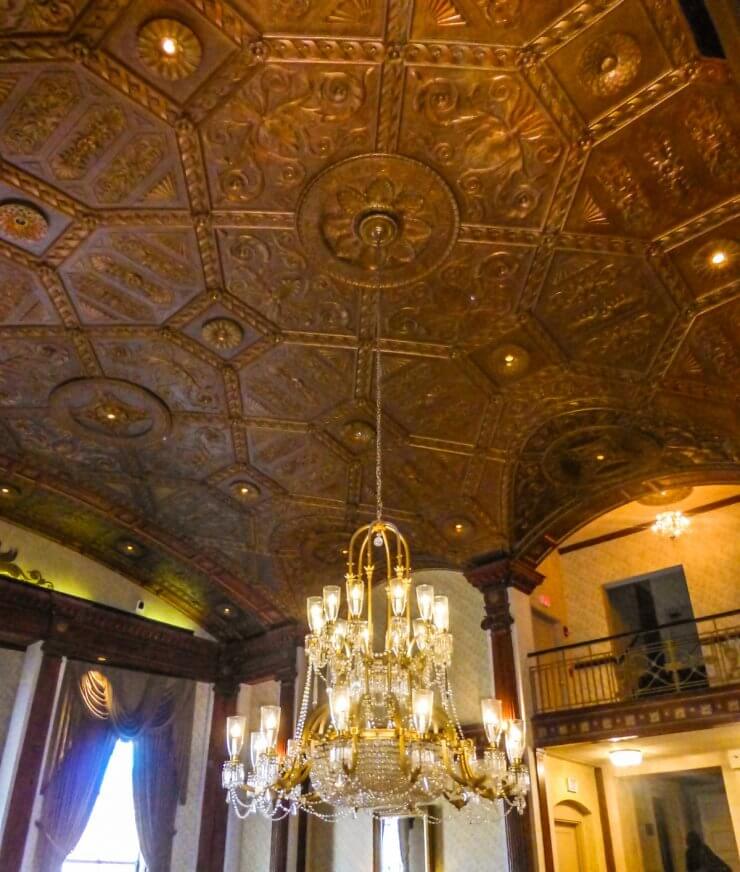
top-left (527, 609), bottom-right (740, 746)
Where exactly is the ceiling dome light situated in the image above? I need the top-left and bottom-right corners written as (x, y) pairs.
top-left (710, 250), bottom-right (727, 266)
top-left (160, 36), bottom-right (178, 56)
top-left (609, 748), bottom-right (642, 767)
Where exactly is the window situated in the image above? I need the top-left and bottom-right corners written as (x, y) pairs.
top-left (63, 740), bottom-right (145, 871)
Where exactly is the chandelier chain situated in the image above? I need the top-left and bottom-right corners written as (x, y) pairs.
top-left (374, 250), bottom-right (383, 523)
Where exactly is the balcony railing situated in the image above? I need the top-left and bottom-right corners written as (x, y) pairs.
top-left (528, 609), bottom-right (740, 715)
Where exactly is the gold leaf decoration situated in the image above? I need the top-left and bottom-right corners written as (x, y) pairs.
top-left (428, 0), bottom-right (466, 26)
top-left (326, 0), bottom-right (372, 23)
top-left (145, 172), bottom-right (178, 202)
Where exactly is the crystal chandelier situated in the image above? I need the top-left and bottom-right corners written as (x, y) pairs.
top-left (651, 510), bottom-right (690, 539)
top-left (222, 227), bottom-right (530, 821)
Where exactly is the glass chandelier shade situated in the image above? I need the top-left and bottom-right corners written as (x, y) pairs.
top-left (222, 520), bottom-right (530, 821)
top-left (651, 511), bottom-right (690, 539)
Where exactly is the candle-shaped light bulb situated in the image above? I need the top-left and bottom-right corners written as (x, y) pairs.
top-left (307, 596), bottom-right (325, 634)
top-left (433, 595), bottom-right (449, 632)
top-left (357, 621), bottom-right (370, 654)
top-left (505, 718), bottom-right (525, 763)
top-left (328, 684), bottom-right (350, 732)
top-left (260, 705), bottom-right (281, 751)
top-left (323, 586), bottom-right (341, 622)
top-left (250, 731), bottom-right (266, 769)
top-left (333, 618), bottom-right (348, 651)
top-left (347, 578), bottom-right (364, 618)
top-left (389, 575), bottom-right (408, 617)
top-left (226, 715), bottom-right (246, 758)
top-left (480, 698), bottom-right (503, 746)
top-left (416, 584), bottom-right (434, 622)
top-left (413, 618), bottom-right (429, 652)
top-left (412, 688), bottom-right (434, 736)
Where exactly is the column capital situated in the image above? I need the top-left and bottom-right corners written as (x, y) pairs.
top-left (464, 554), bottom-right (543, 596)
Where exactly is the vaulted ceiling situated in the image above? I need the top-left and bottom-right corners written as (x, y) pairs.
top-left (0, 0), bottom-right (737, 638)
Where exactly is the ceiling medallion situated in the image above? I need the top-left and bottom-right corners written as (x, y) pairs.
top-left (580, 32), bottom-right (642, 97)
top-left (50, 378), bottom-right (171, 447)
top-left (231, 481), bottom-right (261, 502)
top-left (137, 19), bottom-right (202, 81)
top-left (488, 343), bottom-right (530, 379)
top-left (341, 419), bottom-right (375, 450)
top-left (297, 154), bottom-right (459, 288)
top-left (638, 486), bottom-right (693, 506)
top-left (202, 317), bottom-right (245, 351)
top-left (0, 201), bottom-right (48, 243)
top-left (116, 539), bottom-right (145, 558)
top-left (542, 425), bottom-right (661, 487)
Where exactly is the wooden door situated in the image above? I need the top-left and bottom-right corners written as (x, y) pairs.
top-left (554, 819), bottom-right (584, 872)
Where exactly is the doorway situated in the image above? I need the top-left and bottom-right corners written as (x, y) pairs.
top-left (554, 818), bottom-right (585, 872)
top-left (605, 566), bottom-right (706, 697)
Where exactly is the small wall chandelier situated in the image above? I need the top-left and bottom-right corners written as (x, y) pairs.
top-left (651, 510), bottom-right (690, 539)
top-left (221, 229), bottom-right (529, 821)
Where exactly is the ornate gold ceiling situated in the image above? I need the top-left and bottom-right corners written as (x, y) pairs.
top-left (0, 0), bottom-right (737, 637)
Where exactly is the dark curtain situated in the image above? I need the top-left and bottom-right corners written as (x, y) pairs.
top-left (34, 662), bottom-right (194, 872)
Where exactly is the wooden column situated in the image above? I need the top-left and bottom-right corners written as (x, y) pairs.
top-left (197, 685), bottom-right (237, 872)
top-left (465, 555), bottom-right (543, 872)
top-left (270, 671), bottom-right (296, 872)
top-left (0, 650), bottom-right (62, 872)
top-left (594, 766), bottom-right (617, 872)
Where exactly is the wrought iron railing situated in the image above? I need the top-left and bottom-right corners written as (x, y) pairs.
top-left (528, 609), bottom-right (740, 714)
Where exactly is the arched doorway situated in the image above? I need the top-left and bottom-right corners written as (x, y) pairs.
top-left (553, 799), bottom-right (593, 872)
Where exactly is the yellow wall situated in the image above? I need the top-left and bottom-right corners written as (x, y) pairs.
top-left (544, 754), bottom-right (609, 872)
top-left (0, 517), bottom-right (204, 634)
top-left (534, 502), bottom-right (740, 646)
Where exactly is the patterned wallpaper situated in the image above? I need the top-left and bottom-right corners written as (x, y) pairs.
top-left (559, 502), bottom-right (740, 643)
top-left (0, 647), bottom-right (25, 763)
top-left (171, 681), bottom-right (213, 872)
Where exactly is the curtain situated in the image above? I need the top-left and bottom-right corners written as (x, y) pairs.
top-left (34, 662), bottom-right (194, 872)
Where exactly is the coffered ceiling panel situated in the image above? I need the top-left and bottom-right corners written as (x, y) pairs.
top-left (0, 0), bottom-right (736, 636)
top-left (0, 65), bottom-right (186, 209)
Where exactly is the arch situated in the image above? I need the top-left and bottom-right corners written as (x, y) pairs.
top-left (554, 798), bottom-right (592, 818)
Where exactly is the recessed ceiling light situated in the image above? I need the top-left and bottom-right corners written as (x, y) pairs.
top-left (106, 412), bottom-right (117, 420)
top-left (0, 483), bottom-right (18, 497)
top-left (116, 539), bottom-right (144, 558)
top-left (609, 748), bottom-right (642, 767)
top-left (454, 523), bottom-right (464, 532)
top-left (710, 250), bottom-right (727, 266)
top-left (596, 453), bottom-right (605, 461)
top-left (160, 36), bottom-right (178, 56)
top-left (97, 656), bottom-right (107, 663)
top-left (504, 353), bottom-right (515, 364)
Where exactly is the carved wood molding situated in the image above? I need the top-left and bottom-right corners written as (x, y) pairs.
top-left (531, 683), bottom-right (740, 747)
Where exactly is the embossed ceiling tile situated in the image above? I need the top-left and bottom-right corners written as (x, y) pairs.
top-left (1, 412), bottom-right (129, 479)
top-left (399, 66), bottom-right (565, 226)
top-left (0, 0), bottom-right (87, 32)
top-left (0, 260), bottom-right (59, 324)
top-left (0, 337), bottom-right (83, 406)
top-left (383, 357), bottom-right (488, 444)
top-left (234, 0), bottom-right (385, 36)
top-left (249, 429), bottom-right (347, 501)
top-left (218, 228), bottom-right (359, 334)
top-left (383, 240), bottom-right (534, 344)
top-left (546, 0), bottom-right (672, 122)
top-left (665, 298), bottom-right (740, 398)
top-left (104, 0), bottom-right (244, 101)
top-left (475, 458), bottom-right (505, 518)
top-left (239, 344), bottom-right (354, 420)
top-left (533, 250), bottom-right (676, 372)
top-left (138, 417), bottom-right (235, 478)
top-left (0, 181), bottom-right (72, 254)
top-left (0, 63), bottom-right (186, 209)
top-left (567, 75), bottom-right (740, 238)
top-left (410, 0), bottom-right (570, 44)
top-left (153, 481), bottom-right (248, 542)
top-left (61, 227), bottom-right (204, 325)
top-left (202, 62), bottom-right (380, 211)
top-left (668, 217), bottom-right (740, 300)
top-left (93, 336), bottom-right (227, 413)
